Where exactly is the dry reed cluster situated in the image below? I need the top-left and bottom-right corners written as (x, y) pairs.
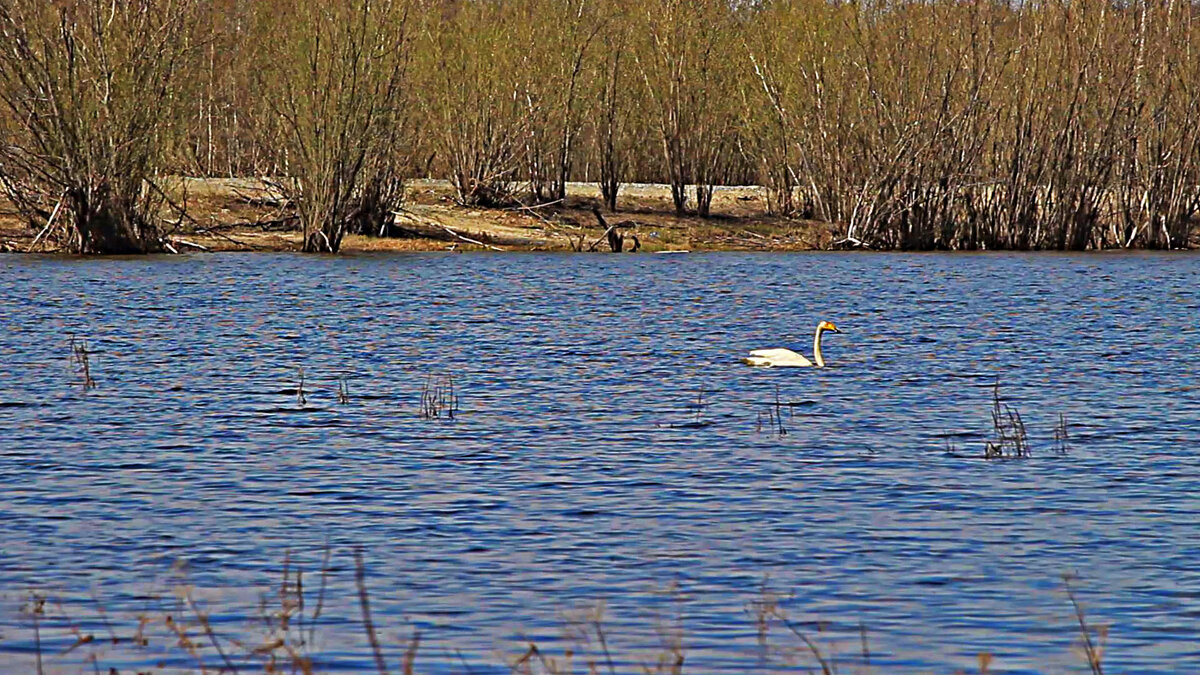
top-left (11, 551), bottom-right (1111, 675)
top-left (1, 0), bottom-right (1197, 252)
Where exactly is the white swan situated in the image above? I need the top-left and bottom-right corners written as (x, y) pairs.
top-left (744, 321), bottom-right (841, 368)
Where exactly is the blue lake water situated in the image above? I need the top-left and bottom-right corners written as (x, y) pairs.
top-left (1, 251), bottom-right (1198, 673)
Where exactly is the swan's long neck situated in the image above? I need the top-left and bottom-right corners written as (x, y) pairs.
top-left (812, 326), bottom-right (826, 368)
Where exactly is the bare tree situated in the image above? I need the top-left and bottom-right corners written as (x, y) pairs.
top-left (634, 0), bottom-right (739, 217)
top-left (519, 0), bottom-right (599, 204)
top-left (419, 0), bottom-right (527, 207)
top-left (593, 27), bottom-right (628, 212)
top-left (0, 0), bottom-right (198, 253)
top-left (256, 0), bottom-right (412, 253)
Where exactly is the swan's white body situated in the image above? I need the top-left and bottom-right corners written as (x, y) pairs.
top-left (744, 321), bottom-right (840, 368)
top-left (744, 347), bottom-right (816, 368)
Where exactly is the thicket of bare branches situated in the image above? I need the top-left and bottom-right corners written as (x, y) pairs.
top-left (746, 0), bottom-right (1200, 250)
top-left (634, 0), bottom-right (744, 217)
top-left (0, 0), bottom-right (197, 253)
top-left (3, 0), bottom-right (1198, 252)
top-left (253, 0), bottom-right (411, 253)
top-left (416, 0), bottom-right (528, 207)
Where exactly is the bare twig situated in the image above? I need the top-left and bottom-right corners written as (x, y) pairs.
top-left (1065, 576), bottom-right (1105, 675)
top-left (184, 594), bottom-right (240, 674)
top-left (354, 548), bottom-right (391, 675)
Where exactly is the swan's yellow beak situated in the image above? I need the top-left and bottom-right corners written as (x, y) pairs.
top-left (823, 321), bottom-right (841, 333)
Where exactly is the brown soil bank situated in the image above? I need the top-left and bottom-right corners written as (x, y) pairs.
top-left (2, 179), bottom-right (1195, 254)
top-left (0, 179), bottom-right (835, 254)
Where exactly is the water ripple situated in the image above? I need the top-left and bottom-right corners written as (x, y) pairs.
top-left (0, 252), bottom-right (1198, 672)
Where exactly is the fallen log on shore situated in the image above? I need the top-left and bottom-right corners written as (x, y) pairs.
top-left (390, 210), bottom-right (557, 249)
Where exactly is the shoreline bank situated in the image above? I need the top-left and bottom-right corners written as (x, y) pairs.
top-left (2, 179), bottom-right (1196, 255)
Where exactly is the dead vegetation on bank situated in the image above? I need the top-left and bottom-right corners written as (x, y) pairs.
top-left (1, 179), bottom-right (834, 253)
top-left (1, 0), bottom-right (1199, 254)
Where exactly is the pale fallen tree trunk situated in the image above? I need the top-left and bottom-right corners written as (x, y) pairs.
top-left (26, 191), bottom-right (65, 253)
top-left (391, 210), bottom-right (559, 250)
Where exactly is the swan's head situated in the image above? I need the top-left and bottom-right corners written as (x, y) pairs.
top-left (818, 320), bottom-right (841, 334)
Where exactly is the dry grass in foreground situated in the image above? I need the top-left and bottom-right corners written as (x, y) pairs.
top-left (8, 551), bottom-right (1111, 674)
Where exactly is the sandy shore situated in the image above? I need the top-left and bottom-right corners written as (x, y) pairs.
top-left (0, 178), bottom-right (833, 254)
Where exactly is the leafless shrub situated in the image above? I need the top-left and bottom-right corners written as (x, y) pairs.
top-left (744, 0), bottom-right (1200, 250)
top-left (255, 0), bottom-right (412, 253)
top-left (11, 0), bottom-right (1195, 250)
top-left (591, 27), bottom-right (630, 212)
top-left (519, 0), bottom-right (599, 204)
top-left (418, 1), bottom-right (526, 207)
top-left (0, 0), bottom-right (198, 253)
top-left (635, 0), bottom-right (740, 217)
